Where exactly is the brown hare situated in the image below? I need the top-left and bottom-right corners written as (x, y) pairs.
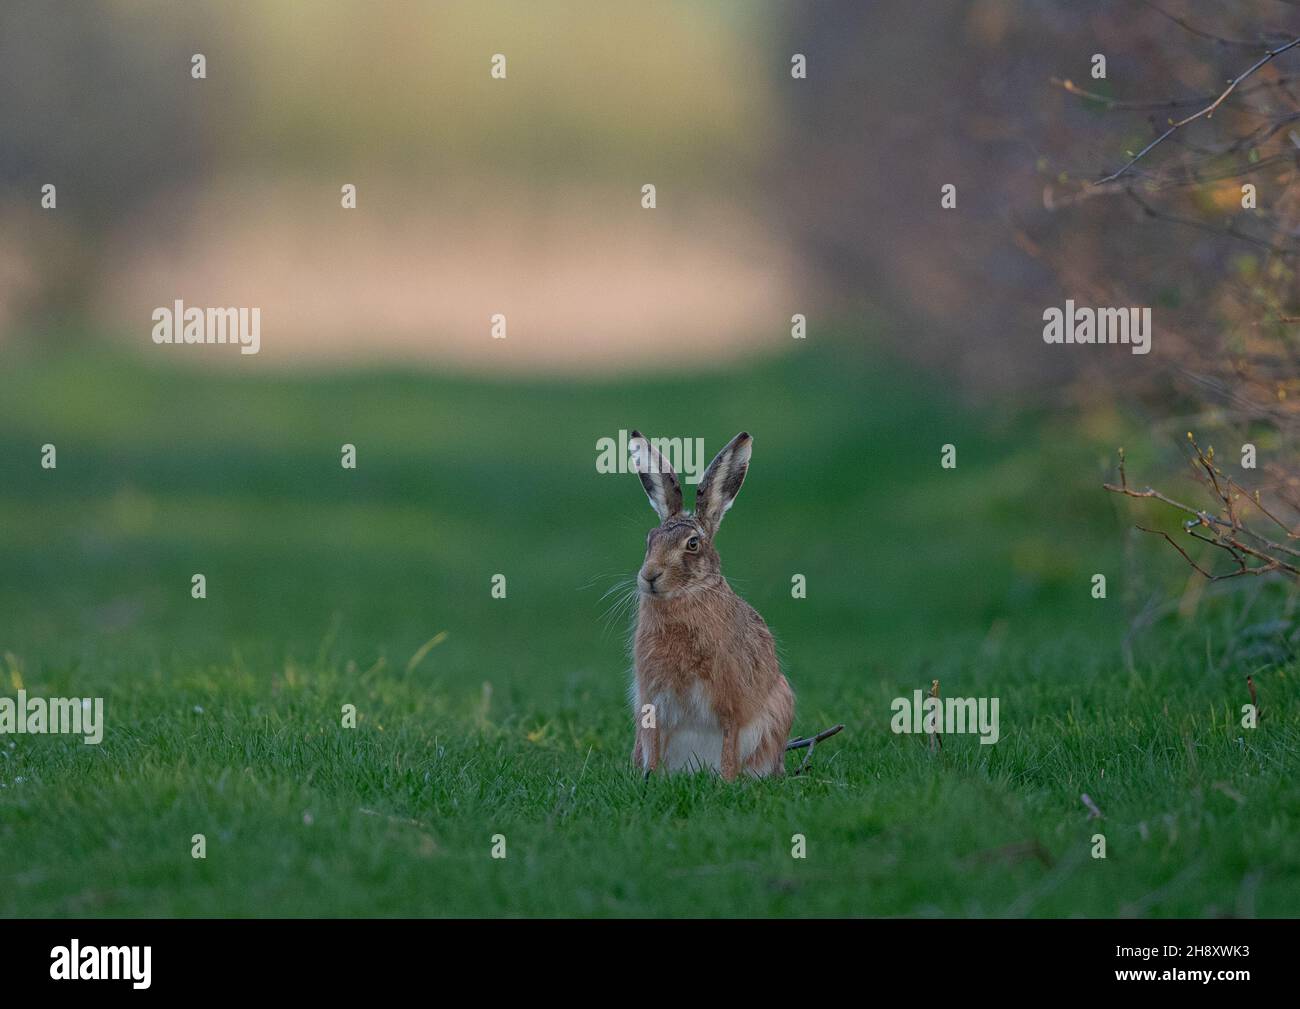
top-left (628, 430), bottom-right (795, 779)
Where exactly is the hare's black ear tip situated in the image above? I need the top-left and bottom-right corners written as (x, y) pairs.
top-left (631, 429), bottom-right (644, 440)
top-left (738, 431), bottom-right (751, 442)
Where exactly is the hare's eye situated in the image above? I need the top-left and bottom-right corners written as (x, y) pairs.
top-left (685, 536), bottom-right (700, 552)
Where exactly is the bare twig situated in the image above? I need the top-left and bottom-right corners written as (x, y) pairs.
top-left (1125, 187), bottom-right (1300, 257)
top-left (1141, 1), bottom-right (1275, 50)
top-left (787, 723), bottom-right (844, 776)
top-left (928, 678), bottom-right (942, 753)
top-left (1096, 36), bottom-right (1300, 184)
top-left (784, 723), bottom-right (845, 751)
top-left (1104, 438), bottom-right (1300, 581)
top-left (1053, 74), bottom-right (1299, 113)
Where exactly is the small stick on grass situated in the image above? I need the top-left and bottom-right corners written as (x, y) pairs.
top-left (1081, 793), bottom-right (1105, 819)
top-left (928, 678), bottom-right (942, 752)
top-left (785, 724), bottom-right (845, 751)
top-left (1248, 674), bottom-right (1260, 723)
top-left (786, 723), bottom-right (844, 776)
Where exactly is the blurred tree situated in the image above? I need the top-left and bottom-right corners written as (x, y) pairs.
top-left (0, 2), bottom-right (217, 330)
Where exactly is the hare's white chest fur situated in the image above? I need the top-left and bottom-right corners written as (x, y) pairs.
top-left (647, 682), bottom-right (723, 772)
top-left (634, 680), bottom-right (776, 774)
top-left (650, 681), bottom-right (759, 769)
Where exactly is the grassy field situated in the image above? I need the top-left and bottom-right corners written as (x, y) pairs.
top-left (1, 338), bottom-right (1297, 917)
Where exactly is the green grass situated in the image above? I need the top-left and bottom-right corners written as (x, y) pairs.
top-left (1, 337), bottom-right (1297, 917)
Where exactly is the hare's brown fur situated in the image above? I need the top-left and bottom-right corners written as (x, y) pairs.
top-left (627, 431), bottom-right (794, 779)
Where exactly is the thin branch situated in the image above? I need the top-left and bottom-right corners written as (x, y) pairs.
top-left (1125, 187), bottom-right (1300, 256)
top-left (927, 679), bottom-right (942, 753)
top-left (1096, 36), bottom-right (1300, 184)
top-left (785, 723), bottom-right (844, 751)
top-left (1053, 74), bottom-right (1299, 112)
top-left (788, 723), bottom-right (844, 776)
top-left (1142, 0), bottom-right (1274, 49)
top-left (1135, 525), bottom-right (1224, 579)
top-left (1106, 439), bottom-right (1300, 582)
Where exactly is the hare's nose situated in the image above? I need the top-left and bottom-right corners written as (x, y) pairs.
top-left (641, 569), bottom-right (662, 585)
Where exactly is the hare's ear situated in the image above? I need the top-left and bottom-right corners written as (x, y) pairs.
top-left (629, 430), bottom-right (683, 521)
top-left (695, 431), bottom-right (752, 536)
